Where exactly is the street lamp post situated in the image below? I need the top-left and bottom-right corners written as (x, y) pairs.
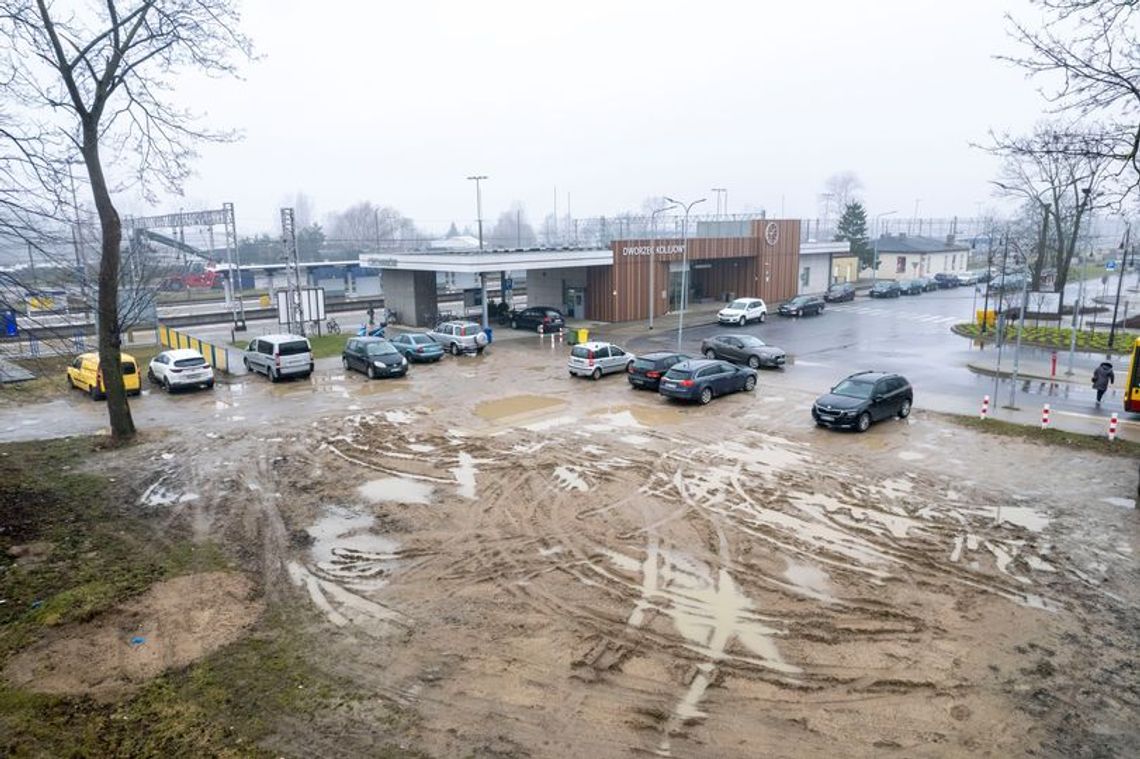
top-left (649, 204), bottom-right (675, 330)
top-left (871, 210), bottom-right (897, 284)
top-left (665, 196), bottom-right (706, 351)
top-left (467, 175), bottom-right (487, 251)
top-left (1108, 222), bottom-right (1132, 354)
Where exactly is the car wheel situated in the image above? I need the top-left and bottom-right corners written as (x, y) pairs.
top-left (367, 364), bottom-right (376, 379)
top-left (163, 377), bottom-right (173, 393)
top-left (739, 316), bottom-right (746, 326)
top-left (242, 358), bottom-right (251, 372)
top-left (342, 357), bottom-right (349, 370)
top-left (88, 384), bottom-right (98, 401)
top-left (510, 319), bottom-right (518, 329)
top-left (206, 380), bottom-right (215, 390)
top-left (269, 367), bottom-right (279, 383)
top-left (704, 349), bottom-right (717, 359)
top-left (818, 304), bottom-right (825, 313)
top-left (744, 375), bottom-right (756, 392)
top-left (796, 309), bottom-right (802, 317)
top-left (856, 411), bottom-right (871, 432)
top-left (450, 342), bottom-right (461, 356)
top-left (759, 312), bottom-right (766, 323)
top-left (898, 399), bottom-right (912, 418)
top-left (747, 355), bottom-right (761, 369)
top-left (147, 368), bottom-right (156, 383)
top-left (699, 387), bottom-right (713, 405)
top-left (591, 367), bottom-right (602, 381)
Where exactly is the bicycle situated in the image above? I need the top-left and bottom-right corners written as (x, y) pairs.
top-left (326, 317), bottom-right (341, 334)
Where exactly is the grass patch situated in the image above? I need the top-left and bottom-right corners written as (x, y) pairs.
top-left (945, 414), bottom-right (1140, 458)
top-left (231, 332), bottom-right (348, 360)
top-left (954, 322), bottom-right (1138, 354)
top-left (0, 437), bottom-right (414, 756)
top-left (0, 346), bottom-right (162, 407)
top-left (0, 437), bottom-right (227, 658)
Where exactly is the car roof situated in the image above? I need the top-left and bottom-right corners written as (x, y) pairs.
top-left (673, 359), bottom-right (728, 370)
top-left (727, 297), bottom-right (761, 304)
top-left (578, 341), bottom-right (618, 349)
top-left (163, 348), bottom-right (204, 359)
top-left (640, 351), bottom-right (685, 359)
top-left (353, 336), bottom-right (391, 344)
top-left (258, 333), bottom-right (308, 342)
top-left (76, 351), bottom-right (136, 360)
top-left (438, 320), bottom-right (479, 328)
top-left (841, 371), bottom-right (902, 382)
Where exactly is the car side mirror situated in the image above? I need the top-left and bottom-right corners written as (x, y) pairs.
top-left (873, 394), bottom-right (884, 403)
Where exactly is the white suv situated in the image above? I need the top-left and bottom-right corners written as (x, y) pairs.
top-left (717, 297), bottom-right (767, 326)
top-left (148, 348), bottom-right (215, 392)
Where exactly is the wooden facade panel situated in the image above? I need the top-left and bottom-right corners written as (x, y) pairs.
top-left (601, 220), bottom-right (802, 322)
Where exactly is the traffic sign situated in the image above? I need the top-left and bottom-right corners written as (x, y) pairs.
top-left (1106, 260), bottom-right (1117, 271)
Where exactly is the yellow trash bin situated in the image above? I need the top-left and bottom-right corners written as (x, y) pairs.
top-left (577, 328), bottom-right (589, 344)
top-left (975, 309), bottom-right (995, 328)
top-left (259, 294), bottom-right (271, 308)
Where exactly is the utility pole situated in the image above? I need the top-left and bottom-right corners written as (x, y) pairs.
top-left (665, 196), bottom-right (707, 351)
top-left (1107, 222), bottom-right (1131, 354)
top-left (1007, 260), bottom-right (1030, 409)
top-left (649, 204), bottom-right (675, 330)
top-left (992, 229), bottom-right (1011, 402)
top-left (281, 207), bottom-right (303, 336)
top-left (467, 175), bottom-right (487, 251)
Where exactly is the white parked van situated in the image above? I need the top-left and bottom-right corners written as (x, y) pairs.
top-left (243, 334), bottom-right (314, 382)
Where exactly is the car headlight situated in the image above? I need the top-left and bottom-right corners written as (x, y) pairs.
top-left (401, 357), bottom-right (407, 365)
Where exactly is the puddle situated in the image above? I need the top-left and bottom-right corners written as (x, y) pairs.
top-left (590, 404), bottom-right (682, 427)
top-left (384, 409), bottom-right (414, 425)
top-left (474, 394), bottom-right (566, 421)
top-left (553, 466), bottom-right (588, 492)
top-left (782, 560), bottom-right (836, 602)
top-left (408, 443), bottom-right (436, 453)
top-left (898, 450), bottom-right (925, 461)
top-left (452, 452), bottom-right (477, 499)
top-left (305, 507), bottom-right (401, 592)
top-left (995, 505), bottom-right (1050, 532)
top-left (358, 477), bottom-right (434, 504)
top-left (1101, 496), bottom-right (1136, 509)
top-left (621, 434), bottom-right (653, 446)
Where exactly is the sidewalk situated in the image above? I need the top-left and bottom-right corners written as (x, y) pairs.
top-left (966, 354), bottom-right (1129, 386)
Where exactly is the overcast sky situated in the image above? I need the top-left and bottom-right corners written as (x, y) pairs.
top-left (146, 0), bottom-right (1049, 236)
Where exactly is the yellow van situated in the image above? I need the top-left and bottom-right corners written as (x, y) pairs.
top-left (66, 352), bottom-right (142, 400)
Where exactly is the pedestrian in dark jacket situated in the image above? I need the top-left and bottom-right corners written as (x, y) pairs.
top-left (1092, 360), bottom-right (1114, 405)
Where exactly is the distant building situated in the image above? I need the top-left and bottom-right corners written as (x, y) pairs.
top-left (797, 240), bottom-right (851, 294)
top-left (870, 233), bottom-right (970, 281)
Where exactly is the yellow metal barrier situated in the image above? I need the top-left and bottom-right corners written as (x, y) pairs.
top-left (157, 324), bottom-right (233, 374)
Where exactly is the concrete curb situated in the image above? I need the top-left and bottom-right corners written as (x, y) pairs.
top-left (966, 362), bottom-right (1082, 386)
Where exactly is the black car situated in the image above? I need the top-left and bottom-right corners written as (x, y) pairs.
top-left (932, 272), bottom-right (960, 289)
top-left (777, 295), bottom-right (825, 317)
top-left (899, 279), bottom-right (924, 296)
top-left (658, 359), bottom-right (757, 405)
top-left (342, 336), bottom-right (408, 379)
top-left (628, 351), bottom-right (690, 391)
top-left (508, 306), bottom-right (565, 333)
top-left (824, 283), bottom-right (856, 302)
top-left (869, 280), bottom-right (901, 298)
top-left (700, 334), bottom-right (786, 369)
top-left (812, 371), bottom-right (913, 432)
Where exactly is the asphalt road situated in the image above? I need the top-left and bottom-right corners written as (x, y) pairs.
top-left (624, 284), bottom-right (1122, 423)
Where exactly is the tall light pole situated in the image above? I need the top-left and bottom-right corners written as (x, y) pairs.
top-left (649, 204), bottom-right (676, 330)
top-left (665, 196), bottom-right (706, 351)
top-left (1108, 222), bottom-right (1131, 354)
top-left (710, 188), bottom-right (727, 216)
top-left (1066, 188), bottom-right (1093, 375)
top-left (871, 210), bottom-right (897, 284)
top-left (467, 175), bottom-right (487, 251)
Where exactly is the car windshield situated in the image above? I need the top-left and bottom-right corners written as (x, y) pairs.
top-left (412, 335), bottom-right (434, 345)
top-left (174, 357), bottom-right (206, 368)
top-left (278, 340), bottom-right (310, 356)
top-left (739, 336), bottom-right (765, 347)
top-left (788, 298), bottom-right (806, 305)
top-left (367, 342), bottom-right (397, 356)
top-left (833, 379), bottom-right (874, 399)
top-left (873, 282), bottom-right (891, 289)
top-left (828, 285), bottom-right (847, 292)
top-left (727, 300), bottom-right (751, 310)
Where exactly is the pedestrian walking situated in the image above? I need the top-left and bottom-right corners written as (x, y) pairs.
top-left (367, 305), bottom-right (375, 327)
top-left (1092, 359), bottom-right (1115, 405)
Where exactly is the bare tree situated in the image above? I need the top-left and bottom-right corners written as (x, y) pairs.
top-left (820, 171), bottom-right (863, 221)
top-left (488, 203), bottom-right (537, 248)
top-left (1, 1), bottom-right (253, 443)
top-left (326, 201), bottom-right (419, 250)
top-left (986, 125), bottom-right (1114, 312)
top-left (1002, 0), bottom-right (1140, 198)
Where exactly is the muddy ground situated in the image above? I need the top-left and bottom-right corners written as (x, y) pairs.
top-left (4, 340), bottom-right (1140, 757)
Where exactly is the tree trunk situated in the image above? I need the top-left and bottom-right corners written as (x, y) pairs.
top-left (83, 125), bottom-right (135, 443)
top-left (1030, 206), bottom-right (1049, 292)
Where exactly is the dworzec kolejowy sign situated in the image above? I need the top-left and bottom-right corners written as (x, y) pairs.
top-left (620, 244), bottom-right (686, 257)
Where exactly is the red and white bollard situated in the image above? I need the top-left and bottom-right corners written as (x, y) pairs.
top-left (1041, 403), bottom-right (1051, 430)
top-left (980, 395), bottom-right (990, 420)
top-left (1108, 413), bottom-right (1119, 442)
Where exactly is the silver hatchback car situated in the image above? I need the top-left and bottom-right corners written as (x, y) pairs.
top-left (567, 341), bottom-right (634, 380)
top-left (428, 321), bottom-right (489, 355)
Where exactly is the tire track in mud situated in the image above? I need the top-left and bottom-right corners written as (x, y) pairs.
top-left (154, 408), bottom-right (1117, 757)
